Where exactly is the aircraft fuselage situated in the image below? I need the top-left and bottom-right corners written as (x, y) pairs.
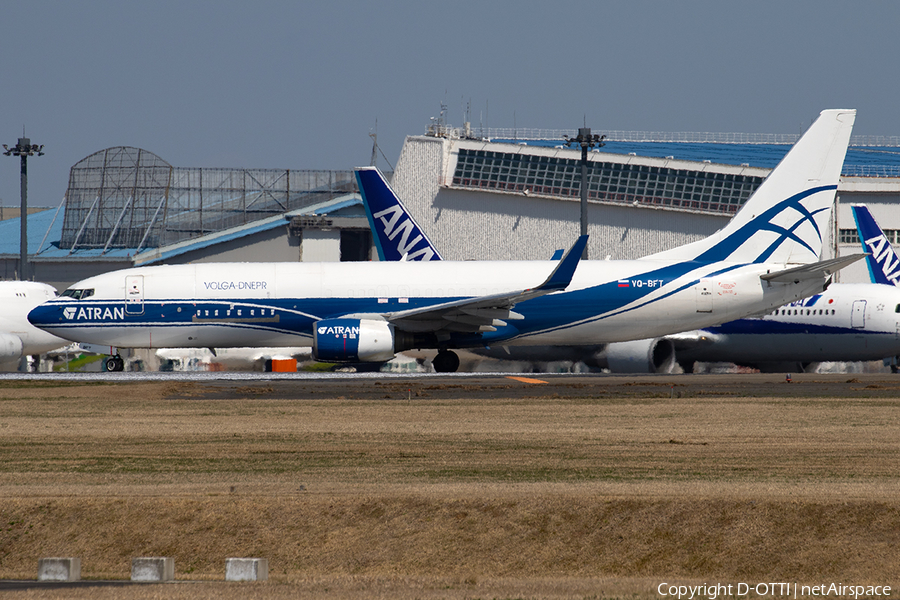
top-left (29, 259), bottom-right (827, 352)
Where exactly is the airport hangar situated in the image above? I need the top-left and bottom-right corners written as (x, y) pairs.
top-left (389, 123), bottom-right (900, 285)
top-left (2, 127), bottom-right (900, 295)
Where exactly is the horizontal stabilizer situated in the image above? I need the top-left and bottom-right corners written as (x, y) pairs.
top-left (760, 253), bottom-right (867, 283)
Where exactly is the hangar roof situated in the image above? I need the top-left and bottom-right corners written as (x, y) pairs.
top-left (0, 194), bottom-right (363, 265)
top-left (502, 139), bottom-right (900, 176)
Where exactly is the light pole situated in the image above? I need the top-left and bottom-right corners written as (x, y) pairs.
top-left (3, 137), bottom-right (44, 281)
top-left (564, 128), bottom-right (605, 259)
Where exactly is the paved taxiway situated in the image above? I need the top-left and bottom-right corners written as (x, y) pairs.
top-left (0, 370), bottom-right (897, 401)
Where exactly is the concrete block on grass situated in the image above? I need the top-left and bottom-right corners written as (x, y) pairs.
top-left (131, 557), bottom-right (174, 582)
top-left (225, 557), bottom-right (268, 581)
top-left (38, 557), bottom-right (81, 581)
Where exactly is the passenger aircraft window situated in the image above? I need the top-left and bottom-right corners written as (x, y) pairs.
top-left (896, 304), bottom-right (900, 313)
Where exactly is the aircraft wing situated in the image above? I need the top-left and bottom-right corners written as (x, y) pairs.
top-left (760, 253), bottom-right (867, 283)
top-left (383, 235), bottom-right (588, 334)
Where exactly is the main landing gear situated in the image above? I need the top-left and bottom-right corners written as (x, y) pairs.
top-left (432, 350), bottom-right (460, 373)
top-left (104, 355), bottom-right (125, 372)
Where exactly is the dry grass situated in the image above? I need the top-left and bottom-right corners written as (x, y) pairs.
top-left (0, 376), bottom-right (899, 598)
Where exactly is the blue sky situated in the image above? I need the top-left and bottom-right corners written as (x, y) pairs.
top-left (1, 1), bottom-right (898, 208)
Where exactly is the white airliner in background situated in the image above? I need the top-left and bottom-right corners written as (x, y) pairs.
top-left (29, 109), bottom-right (860, 372)
top-left (0, 281), bottom-right (67, 370)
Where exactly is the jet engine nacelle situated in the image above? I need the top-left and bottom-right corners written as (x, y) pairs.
top-left (313, 318), bottom-right (397, 363)
top-left (604, 338), bottom-right (676, 374)
top-left (0, 332), bottom-right (24, 360)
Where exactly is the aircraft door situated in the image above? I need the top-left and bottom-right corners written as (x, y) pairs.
top-left (125, 275), bottom-right (144, 315)
top-left (695, 279), bottom-right (713, 313)
top-left (851, 299), bottom-right (866, 328)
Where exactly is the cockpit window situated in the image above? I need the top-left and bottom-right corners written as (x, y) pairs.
top-left (60, 288), bottom-right (95, 300)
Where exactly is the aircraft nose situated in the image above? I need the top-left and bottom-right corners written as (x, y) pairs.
top-left (28, 303), bottom-right (57, 327)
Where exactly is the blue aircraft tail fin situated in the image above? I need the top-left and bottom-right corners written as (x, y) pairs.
top-left (355, 167), bottom-right (443, 262)
top-left (851, 204), bottom-right (900, 286)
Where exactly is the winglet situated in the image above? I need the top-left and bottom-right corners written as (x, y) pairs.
top-left (536, 235), bottom-right (588, 291)
top-left (851, 204), bottom-right (900, 286)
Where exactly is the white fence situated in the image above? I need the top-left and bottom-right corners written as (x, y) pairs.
top-left (429, 125), bottom-right (900, 147)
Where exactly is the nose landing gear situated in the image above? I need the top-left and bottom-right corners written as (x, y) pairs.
top-left (104, 355), bottom-right (125, 372)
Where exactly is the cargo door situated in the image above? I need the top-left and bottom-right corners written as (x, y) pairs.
top-left (125, 275), bottom-right (144, 315)
top-left (851, 299), bottom-right (866, 328)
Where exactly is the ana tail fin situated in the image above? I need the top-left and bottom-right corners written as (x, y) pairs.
top-left (355, 166), bottom-right (442, 262)
top-left (646, 109), bottom-right (856, 265)
top-left (851, 204), bottom-right (900, 286)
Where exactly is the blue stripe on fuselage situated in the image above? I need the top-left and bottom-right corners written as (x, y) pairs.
top-left (477, 261), bottom-right (749, 343)
top-left (705, 318), bottom-right (888, 336)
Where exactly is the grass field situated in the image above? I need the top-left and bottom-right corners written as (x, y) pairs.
top-left (0, 375), bottom-right (898, 599)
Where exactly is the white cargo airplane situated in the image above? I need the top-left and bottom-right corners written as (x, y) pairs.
top-left (29, 109), bottom-right (861, 372)
top-left (0, 281), bottom-right (67, 370)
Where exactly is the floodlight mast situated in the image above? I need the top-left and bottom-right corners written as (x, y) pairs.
top-left (563, 128), bottom-right (605, 259)
top-left (3, 137), bottom-right (44, 281)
